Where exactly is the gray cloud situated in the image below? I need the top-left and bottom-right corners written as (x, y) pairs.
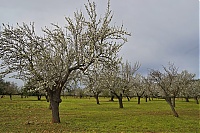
top-left (0, 0), bottom-right (199, 86)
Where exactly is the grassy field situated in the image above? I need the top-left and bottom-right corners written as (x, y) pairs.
top-left (0, 95), bottom-right (199, 133)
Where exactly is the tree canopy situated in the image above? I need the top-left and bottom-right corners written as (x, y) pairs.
top-left (0, 0), bottom-right (130, 123)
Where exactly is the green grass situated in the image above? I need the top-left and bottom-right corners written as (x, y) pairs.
top-left (0, 96), bottom-right (199, 133)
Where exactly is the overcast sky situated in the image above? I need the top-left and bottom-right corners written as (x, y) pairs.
top-left (0, 0), bottom-right (199, 86)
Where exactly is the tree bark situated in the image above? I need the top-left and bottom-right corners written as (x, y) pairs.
top-left (126, 95), bottom-right (130, 101)
top-left (110, 95), bottom-right (114, 101)
top-left (37, 95), bottom-right (41, 100)
top-left (45, 95), bottom-right (49, 102)
top-left (118, 93), bottom-right (123, 108)
top-left (172, 96), bottom-right (176, 107)
top-left (9, 94), bottom-right (12, 100)
top-left (148, 97), bottom-right (151, 101)
top-left (137, 96), bottom-right (141, 104)
top-left (194, 96), bottom-right (199, 104)
top-left (137, 92), bottom-right (144, 104)
top-left (48, 87), bottom-right (62, 123)
top-left (165, 97), bottom-right (179, 117)
top-left (185, 97), bottom-right (189, 102)
top-left (145, 96), bottom-right (148, 102)
top-left (94, 94), bottom-right (100, 105)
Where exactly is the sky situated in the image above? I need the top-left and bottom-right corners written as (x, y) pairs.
top-left (0, 0), bottom-right (199, 86)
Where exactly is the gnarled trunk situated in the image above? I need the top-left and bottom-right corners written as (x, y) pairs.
top-left (48, 87), bottom-right (62, 123)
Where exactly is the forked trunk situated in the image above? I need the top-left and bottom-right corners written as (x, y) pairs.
top-left (165, 97), bottom-right (179, 117)
top-left (110, 92), bottom-right (123, 108)
top-left (48, 87), bottom-right (62, 123)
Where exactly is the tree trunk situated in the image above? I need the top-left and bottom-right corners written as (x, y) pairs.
top-left (194, 96), bottom-right (199, 104)
top-left (172, 96), bottom-right (176, 107)
top-left (45, 95), bottom-right (49, 102)
top-left (126, 95), bottom-right (130, 101)
top-left (148, 97), bottom-right (151, 101)
top-left (9, 94), bottom-right (12, 100)
top-left (37, 95), bottom-right (41, 100)
top-left (165, 97), bottom-right (179, 117)
top-left (145, 96), bottom-right (148, 102)
top-left (94, 94), bottom-right (100, 105)
top-left (137, 96), bottom-right (141, 104)
top-left (137, 92), bottom-right (144, 104)
top-left (48, 87), bottom-right (62, 123)
top-left (185, 97), bottom-right (189, 102)
top-left (118, 93), bottom-right (123, 108)
top-left (110, 95), bottom-right (114, 101)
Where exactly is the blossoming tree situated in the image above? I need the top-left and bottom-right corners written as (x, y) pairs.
top-left (0, 0), bottom-right (130, 123)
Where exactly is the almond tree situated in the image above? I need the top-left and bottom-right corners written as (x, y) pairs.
top-left (144, 76), bottom-right (160, 101)
top-left (102, 61), bottom-right (124, 108)
top-left (149, 63), bottom-right (179, 117)
top-left (82, 64), bottom-right (105, 104)
top-left (103, 62), bottom-right (139, 108)
top-left (180, 78), bottom-right (200, 104)
top-left (0, 0), bottom-right (130, 123)
top-left (23, 79), bottom-right (49, 101)
top-left (132, 73), bottom-right (146, 104)
top-left (121, 61), bottom-right (140, 101)
top-left (192, 79), bottom-right (200, 104)
top-left (175, 70), bottom-right (195, 103)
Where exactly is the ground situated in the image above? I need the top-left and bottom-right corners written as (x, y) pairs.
top-left (0, 95), bottom-right (199, 132)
